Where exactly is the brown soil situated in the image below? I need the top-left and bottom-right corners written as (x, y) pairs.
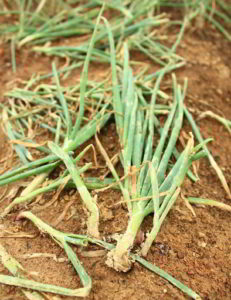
top-left (0, 14), bottom-right (231, 300)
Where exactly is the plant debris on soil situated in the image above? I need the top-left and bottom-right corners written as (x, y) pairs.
top-left (0, 1), bottom-right (231, 300)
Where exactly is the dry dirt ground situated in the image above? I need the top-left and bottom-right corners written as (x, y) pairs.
top-left (0, 13), bottom-right (231, 300)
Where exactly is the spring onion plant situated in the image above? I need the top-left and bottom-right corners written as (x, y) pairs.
top-left (33, 12), bottom-right (176, 66)
top-left (159, 0), bottom-right (231, 41)
top-left (0, 0), bottom-right (97, 46)
top-left (0, 8), bottom-right (111, 237)
top-left (1, 1), bottom-right (185, 67)
top-left (96, 23), bottom-right (208, 271)
top-left (105, 70), bottom-right (208, 269)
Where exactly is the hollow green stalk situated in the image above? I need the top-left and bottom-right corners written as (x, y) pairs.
top-left (48, 142), bottom-right (100, 238)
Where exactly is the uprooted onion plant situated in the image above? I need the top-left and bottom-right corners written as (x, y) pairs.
top-left (0, 9), bottom-right (110, 238)
top-left (98, 43), bottom-right (209, 272)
